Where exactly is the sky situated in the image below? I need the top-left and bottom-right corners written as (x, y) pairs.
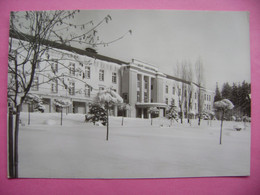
top-left (71, 10), bottom-right (250, 91)
top-left (14, 9), bottom-right (251, 91)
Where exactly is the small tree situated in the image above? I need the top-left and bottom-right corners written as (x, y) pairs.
top-left (148, 107), bottom-right (159, 126)
top-left (88, 104), bottom-right (107, 125)
top-left (166, 102), bottom-right (178, 126)
top-left (95, 89), bottom-right (123, 140)
top-left (118, 103), bottom-right (131, 126)
top-left (53, 98), bottom-right (72, 126)
top-left (214, 99), bottom-right (234, 144)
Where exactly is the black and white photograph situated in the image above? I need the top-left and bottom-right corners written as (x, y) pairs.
top-left (7, 9), bottom-right (251, 178)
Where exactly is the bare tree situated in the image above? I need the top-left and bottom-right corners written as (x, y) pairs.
top-left (195, 57), bottom-right (205, 126)
top-left (7, 10), bottom-right (131, 178)
top-left (175, 60), bottom-right (191, 124)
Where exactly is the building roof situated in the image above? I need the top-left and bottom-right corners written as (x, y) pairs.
top-left (9, 30), bottom-right (128, 65)
top-left (165, 74), bottom-right (191, 85)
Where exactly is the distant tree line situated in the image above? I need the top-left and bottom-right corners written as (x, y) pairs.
top-left (214, 81), bottom-right (251, 119)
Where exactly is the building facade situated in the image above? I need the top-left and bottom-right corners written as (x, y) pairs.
top-left (8, 37), bottom-right (215, 119)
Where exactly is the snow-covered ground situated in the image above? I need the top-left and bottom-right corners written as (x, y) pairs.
top-left (18, 112), bottom-right (251, 178)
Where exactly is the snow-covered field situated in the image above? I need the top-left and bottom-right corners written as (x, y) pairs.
top-left (18, 112), bottom-right (251, 178)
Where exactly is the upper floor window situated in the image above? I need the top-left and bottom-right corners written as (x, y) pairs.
top-left (137, 75), bottom-right (141, 90)
top-left (178, 88), bottom-right (181, 96)
top-left (171, 98), bottom-right (175, 106)
top-left (51, 62), bottom-right (58, 73)
top-left (85, 66), bottom-right (91, 79)
top-left (112, 72), bottom-right (117, 83)
top-left (209, 95), bottom-right (211, 101)
top-left (51, 78), bottom-right (58, 93)
top-left (165, 98), bottom-right (168, 105)
top-left (144, 79), bottom-right (148, 90)
top-left (99, 69), bottom-right (104, 81)
top-left (195, 92), bottom-right (197, 99)
top-left (85, 84), bottom-right (91, 97)
top-left (69, 81), bottom-right (75, 95)
top-left (31, 75), bottom-right (39, 91)
top-left (166, 85), bottom-right (168, 94)
top-left (69, 63), bottom-right (75, 76)
top-left (172, 87), bottom-right (175, 95)
top-left (137, 91), bottom-right (141, 102)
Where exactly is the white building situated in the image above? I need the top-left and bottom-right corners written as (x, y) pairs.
top-left (8, 36), bottom-right (215, 119)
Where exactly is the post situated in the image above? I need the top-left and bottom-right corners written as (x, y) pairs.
top-left (28, 104), bottom-right (30, 125)
top-left (61, 108), bottom-right (63, 126)
top-left (8, 106), bottom-right (14, 178)
top-left (106, 103), bottom-right (109, 141)
top-left (220, 110), bottom-right (224, 145)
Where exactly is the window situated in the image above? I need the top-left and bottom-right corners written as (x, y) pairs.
top-left (178, 88), bottom-right (181, 96)
top-left (165, 98), bottom-right (168, 105)
top-left (51, 62), bottom-right (58, 73)
top-left (51, 78), bottom-right (58, 93)
top-left (144, 92), bottom-right (148, 102)
top-left (166, 85), bottom-right (168, 93)
top-left (204, 94), bottom-right (206, 100)
top-left (112, 72), bottom-right (117, 83)
top-left (85, 66), bottom-right (91, 79)
top-left (99, 69), bottom-right (104, 81)
top-left (209, 95), bottom-right (211, 101)
top-left (172, 87), bottom-right (175, 95)
top-left (31, 75), bottom-right (39, 91)
top-left (171, 98), bottom-right (175, 105)
top-left (123, 93), bottom-right (128, 103)
top-left (69, 63), bottom-right (75, 76)
top-left (144, 79), bottom-right (148, 91)
top-left (195, 103), bottom-right (197, 110)
top-left (195, 92), bottom-right (197, 99)
top-left (69, 82), bottom-right (75, 95)
top-left (85, 84), bottom-right (91, 97)
top-left (137, 75), bottom-right (141, 90)
top-left (137, 91), bottom-right (141, 102)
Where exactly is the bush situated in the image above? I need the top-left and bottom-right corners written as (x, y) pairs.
top-left (88, 104), bottom-right (107, 125)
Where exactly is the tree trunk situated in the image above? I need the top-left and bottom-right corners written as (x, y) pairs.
top-left (106, 105), bottom-right (109, 141)
top-left (61, 108), bottom-right (63, 126)
top-left (14, 105), bottom-right (22, 178)
top-left (121, 116), bottom-right (124, 126)
top-left (28, 104), bottom-right (30, 125)
top-left (220, 110), bottom-right (224, 145)
top-left (8, 106), bottom-right (14, 178)
top-left (198, 115), bottom-right (201, 126)
top-left (151, 117), bottom-right (153, 126)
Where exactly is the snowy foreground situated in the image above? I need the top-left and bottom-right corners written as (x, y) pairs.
top-left (18, 112), bottom-right (251, 178)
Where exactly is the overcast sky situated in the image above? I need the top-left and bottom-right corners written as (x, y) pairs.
top-left (47, 10), bottom-right (248, 90)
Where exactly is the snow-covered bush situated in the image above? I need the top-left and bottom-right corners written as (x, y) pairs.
top-left (88, 104), bottom-right (107, 126)
top-left (53, 98), bottom-right (72, 109)
top-left (166, 103), bottom-right (178, 125)
top-left (25, 94), bottom-right (45, 113)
